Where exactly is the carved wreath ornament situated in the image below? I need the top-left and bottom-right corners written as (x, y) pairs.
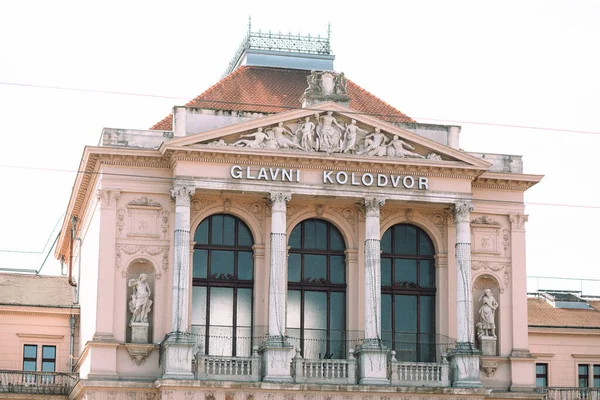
top-left (204, 112), bottom-right (442, 160)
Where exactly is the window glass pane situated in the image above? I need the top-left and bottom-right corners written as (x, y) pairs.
top-left (23, 360), bottom-right (36, 371)
top-left (236, 327), bottom-right (252, 356)
top-left (209, 287), bottom-right (233, 326)
top-left (315, 220), bottom-right (328, 250)
top-left (237, 288), bottom-right (252, 327)
top-left (395, 259), bottom-right (417, 285)
top-left (24, 345), bottom-right (37, 359)
top-left (288, 253), bottom-right (301, 282)
top-left (381, 258), bottom-right (392, 286)
top-left (595, 364), bottom-right (600, 375)
top-left (304, 254), bottom-right (327, 282)
top-left (191, 287), bottom-right (207, 325)
top-left (330, 255), bottom-right (345, 284)
top-left (223, 215), bottom-right (235, 246)
top-left (536, 377), bottom-right (547, 387)
top-left (238, 221), bottom-right (252, 246)
top-left (211, 215), bottom-right (224, 245)
top-left (237, 251), bottom-right (253, 280)
top-left (381, 229), bottom-right (392, 253)
top-left (419, 231), bottom-right (434, 255)
top-left (395, 295), bottom-right (417, 333)
top-left (289, 225), bottom-right (301, 248)
top-left (330, 292), bottom-right (345, 331)
top-left (536, 363), bottom-right (547, 374)
top-left (580, 365), bottom-right (589, 375)
top-left (194, 219), bottom-right (209, 244)
top-left (303, 220), bottom-right (316, 249)
top-left (330, 227), bottom-right (344, 251)
top-left (287, 290), bottom-right (301, 329)
top-left (209, 326), bottom-right (233, 356)
top-left (381, 294), bottom-right (392, 334)
top-left (396, 225), bottom-right (417, 254)
top-left (420, 259), bottom-right (434, 288)
top-left (210, 250), bottom-right (234, 277)
top-left (193, 249), bottom-right (208, 279)
top-left (42, 361), bottom-right (55, 372)
top-left (420, 296), bottom-right (435, 333)
top-left (304, 291), bottom-right (327, 329)
top-left (42, 346), bottom-right (56, 359)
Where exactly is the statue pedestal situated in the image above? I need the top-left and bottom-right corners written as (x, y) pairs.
top-left (259, 337), bottom-right (294, 383)
top-left (449, 342), bottom-right (483, 388)
top-left (130, 322), bottom-right (149, 344)
top-left (161, 332), bottom-right (195, 379)
top-left (479, 336), bottom-right (497, 356)
top-left (355, 340), bottom-right (389, 385)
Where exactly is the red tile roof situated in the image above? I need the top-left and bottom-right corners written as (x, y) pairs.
top-left (528, 297), bottom-right (600, 329)
top-left (150, 66), bottom-right (414, 130)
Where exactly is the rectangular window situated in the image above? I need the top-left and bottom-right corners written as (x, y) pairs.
top-left (594, 365), bottom-right (600, 388)
top-left (536, 363), bottom-right (548, 387)
top-left (23, 344), bottom-right (37, 371)
top-left (579, 364), bottom-right (590, 388)
top-left (41, 346), bottom-right (56, 372)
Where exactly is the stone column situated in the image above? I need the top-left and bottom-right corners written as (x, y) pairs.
top-left (449, 202), bottom-right (482, 387)
top-left (260, 192), bottom-right (294, 383)
top-left (356, 197), bottom-right (389, 385)
top-left (161, 183), bottom-right (195, 379)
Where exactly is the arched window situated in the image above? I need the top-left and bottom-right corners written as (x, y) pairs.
top-left (191, 214), bottom-right (254, 356)
top-left (287, 219), bottom-right (346, 359)
top-left (380, 224), bottom-right (436, 362)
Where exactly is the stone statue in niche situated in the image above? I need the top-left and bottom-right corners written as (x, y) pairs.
top-left (343, 119), bottom-right (368, 154)
top-left (232, 127), bottom-right (272, 148)
top-left (387, 135), bottom-right (425, 159)
top-left (316, 111), bottom-right (344, 154)
top-left (357, 128), bottom-right (389, 156)
top-left (478, 289), bottom-right (498, 337)
top-left (128, 273), bottom-right (152, 324)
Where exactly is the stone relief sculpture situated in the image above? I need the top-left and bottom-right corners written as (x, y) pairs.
top-left (334, 72), bottom-right (347, 95)
top-left (387, 135), bottom-right (425, 159)
top-left (128, 273), bottom-right (152, 324)
top-left (478, 289), bottom-right (498, 338)
top-left (201, 113), bottom-right (443, 160)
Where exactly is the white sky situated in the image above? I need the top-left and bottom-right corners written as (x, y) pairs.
top-left (0, 0), bottom-right (599, 292)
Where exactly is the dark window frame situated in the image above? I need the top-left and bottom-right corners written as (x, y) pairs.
top-left (192, 214), bottom-right (254, 356)
top-left (381, 224), bottom-right (436, 362)
top-left (579, 364), bottom-right (590, 388)
top-left (23, 344), bottom-right (37, 371)
top-left (536, 362), bottom-right (548, 387)
top-left (288, 219), bottom-right (347, 359)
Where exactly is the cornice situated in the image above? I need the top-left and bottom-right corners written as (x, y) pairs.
top-left (164, 148), bottom-right (486, 180)
top-left (0, 304), bottom-right (79, 316)
top-left (472, 172), bottom-right (543, 192)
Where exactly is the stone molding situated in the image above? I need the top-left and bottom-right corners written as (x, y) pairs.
top-left (115, 244), bottom-right (169, 278)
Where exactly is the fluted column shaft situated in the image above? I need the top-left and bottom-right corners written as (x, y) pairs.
top-left (170, 185), bottom-right (195, 333)
top-left (452, 202), bottom-right (475, 345)
top-left (268, 192), bottom-right (291, 338)
top-left (363, 197), bottom-right (385, 341)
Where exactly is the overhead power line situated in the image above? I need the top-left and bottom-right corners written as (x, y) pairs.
top-left (0, 163), bottom-right (597, 211)
top-left (1, 81), bottom-right (600, 136)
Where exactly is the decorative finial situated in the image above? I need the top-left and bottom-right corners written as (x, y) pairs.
top-left (248, 15), bottom-right (252, 34)
top-left (327, 22), bottom-right (331, 40)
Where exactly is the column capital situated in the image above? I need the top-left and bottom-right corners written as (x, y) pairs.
top-left (363, 197), bottom-right (385, 217)
top-left (96, 189), bottom-right (121, 209)
top-left (269, 192), bottom-right (291, 212)
top-left (170, 185), bottom-right (195, 207)
top-left (450, 202), bottom-right (474, 223)
top-left (509, 214), bottom-right (528, 231)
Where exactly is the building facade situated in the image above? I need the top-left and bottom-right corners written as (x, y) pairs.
top-left (0, 29), bottom-right (557, 400)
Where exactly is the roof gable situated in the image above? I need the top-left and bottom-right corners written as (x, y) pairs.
top-left (162, 102), bottom-right (490, 170)
top-left (150, 66), bottom-right (414, 131)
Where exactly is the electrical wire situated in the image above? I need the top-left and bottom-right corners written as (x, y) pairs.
top-left (1, 81), bottom-right (600, 136)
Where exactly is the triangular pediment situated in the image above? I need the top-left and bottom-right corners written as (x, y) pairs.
top-left (162, 102), bottom-right (491, 170)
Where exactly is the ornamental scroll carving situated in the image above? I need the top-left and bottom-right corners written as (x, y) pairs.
top-left (97, 189), bottom-right (121, 208)
top-left (202, 109), bottom-right (443, 160)
top-left (471, 215), bottom-right (502, 255)
top-left (450, 202), bottom-right (474, 222)
top-left (269, 192), bottom-right (291, 213)
top-left (170, 186), bottom-right (195, 206)
top-left (509, 214), bottom-right (528, 230)
top-left (190, 198), bottom-right (217, 221)
top-left (420, 211), bottom-right (446, 239)
top-left (472, 261), bottom-right (511, 292)
top-left (115, 244), bottom-right (169, 278)
top-left (329, 206), bottom-right (357, 231)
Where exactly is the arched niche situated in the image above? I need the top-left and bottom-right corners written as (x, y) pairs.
top-left (126, 259), bottom-right (155, 343)
top-left (473, 274), bottom-right (500, 355)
